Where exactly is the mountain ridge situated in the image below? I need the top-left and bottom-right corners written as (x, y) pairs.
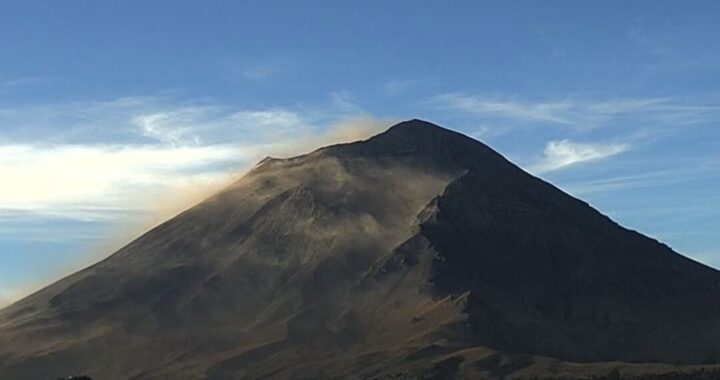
top-left (1, 119), bottom-right (719, 379)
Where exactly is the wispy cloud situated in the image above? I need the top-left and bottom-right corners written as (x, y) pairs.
top-left (559, 171), bottom-right (673, 195)
top-left (0, 94), bottom-right (366, 145)
top-left (557, 157), bottom-right (720, 196)
top-left (235, 64), bottom-right (274, 80)
top-left (384, 79), bottom-right (419, 94)
top-left (0, 77), bottom-right (47, 88)
top-left (629, 14), bottom-right (720, 74)
top-left (431, 93), bottom-right (575, 124)
top-left (132, 107), bottom-right (306, 146)
top-left (429, 93), bottom-right (720, 131)
top-left (529, 139), bottom-right (629, 174)
top-left (329, 90), bottom-right (362, 113)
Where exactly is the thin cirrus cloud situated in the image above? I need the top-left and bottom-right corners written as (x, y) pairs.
top-left (429, 93), bottom-right (720, 131)
top-left (431, 93), bottom-right (575, 124)
top-left (0, 77), bottom-right (47, 88)
top-left (0, 96), bottom-right (317, 147)
top-left (529, 139), bottom-right (629, 174)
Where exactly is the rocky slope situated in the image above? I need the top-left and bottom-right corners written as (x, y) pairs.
top-left (1, 120), bottom-right (719, 379)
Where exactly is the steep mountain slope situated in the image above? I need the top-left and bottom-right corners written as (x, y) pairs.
top-left (1, 120), bottom-right (719, 379)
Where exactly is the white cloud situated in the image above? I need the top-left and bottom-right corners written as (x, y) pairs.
top-left (530, 139), bottom-right (629, 174)
top-left (0, 143), bottom-right (246, 217)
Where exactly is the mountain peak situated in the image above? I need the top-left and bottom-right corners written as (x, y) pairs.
top-left (3, 119), bottom-right (720, 379)
top-left (319, 118), bottom-right (506, 172)
top-left (385, 118), bottom-right (446, 132)
top-left (380, 118), bottom-right (470, 141)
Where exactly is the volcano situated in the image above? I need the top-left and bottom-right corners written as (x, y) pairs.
top-left (2, 120), bottom-right (720, 379)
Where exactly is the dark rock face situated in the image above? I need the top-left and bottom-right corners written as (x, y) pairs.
top-left (424, 169), bottom-right (720, 363)
top-left (1, 120), bottom-right (720, 379)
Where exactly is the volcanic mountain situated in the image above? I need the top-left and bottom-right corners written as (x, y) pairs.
top-left (2, 120), bottom-right (720, 379)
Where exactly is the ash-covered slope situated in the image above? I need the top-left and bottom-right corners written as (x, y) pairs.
top-left (1, 120), bottom-right (719, 379)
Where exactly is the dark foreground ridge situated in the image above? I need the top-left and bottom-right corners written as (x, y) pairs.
top-left (2, 119), bottom-right (720, 379)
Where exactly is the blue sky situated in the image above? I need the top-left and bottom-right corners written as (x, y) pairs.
top-left (1, 1), bottom-right (719, 305)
